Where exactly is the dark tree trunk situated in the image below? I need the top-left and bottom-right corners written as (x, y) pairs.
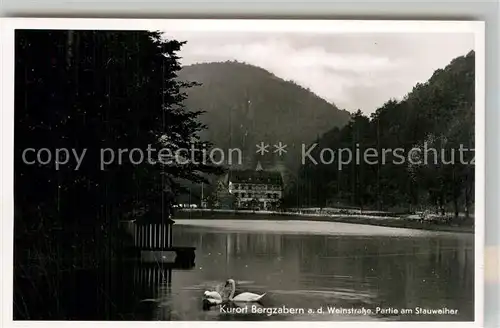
top-left (465, 191), bottom-right (470, 219)
top-left (453, 196), bottom-right (459, 218)
top-left (464, 170), bottom-right (472, 220)
top-left (439, 194), bottom-right (446, 216)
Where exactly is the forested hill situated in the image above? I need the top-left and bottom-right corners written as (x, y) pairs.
top-left (293, 50), bottom-right (475, 216)
top-left (177, 61), bottom-right (351, 171)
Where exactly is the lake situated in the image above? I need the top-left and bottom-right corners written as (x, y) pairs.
top-left (144, 219), bottom-right (474, 321)
top-left (15, 219), bottom-right (473, 321)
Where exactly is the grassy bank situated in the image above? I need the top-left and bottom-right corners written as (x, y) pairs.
top-left (176, 209), bottom-right (474, 234)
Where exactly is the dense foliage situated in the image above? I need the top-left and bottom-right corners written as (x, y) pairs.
top-left (290, 51), bottom-right (475, 217)
top-left (14, 30), bottom-right (222, 318)
top-left (16, 30), bottom-right (223, 226)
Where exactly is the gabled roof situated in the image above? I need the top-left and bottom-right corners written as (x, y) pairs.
top-left (255, 161), bottom-right (263, 171)
top-left (228, 169), bottom-right (283, 185)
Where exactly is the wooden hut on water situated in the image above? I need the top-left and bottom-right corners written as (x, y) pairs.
top-left (131, 214), bottom-right (195, 268)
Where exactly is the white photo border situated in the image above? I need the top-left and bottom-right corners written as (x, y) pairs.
top-left (0, 18), bottom-right (486, 327)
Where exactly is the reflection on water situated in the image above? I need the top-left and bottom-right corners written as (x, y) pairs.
top-left (16, 219), bottom-right (473, 321)
top-left (161, 220), bottom-right (474, 321)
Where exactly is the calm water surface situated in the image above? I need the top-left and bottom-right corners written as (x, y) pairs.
top-left (141, 219), bottom-right (474, 321)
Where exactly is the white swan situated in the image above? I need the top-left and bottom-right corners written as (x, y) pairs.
top-left (203, 290), bottom-right (223, 305)
top-left (225, 279), bottom-right (266, 302)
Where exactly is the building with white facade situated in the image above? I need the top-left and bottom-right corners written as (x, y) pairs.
top-left (227, 163), bottom-right (284, 210)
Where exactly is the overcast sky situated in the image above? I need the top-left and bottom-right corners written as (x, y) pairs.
top-left (163, 31), bottom-right (474, 114)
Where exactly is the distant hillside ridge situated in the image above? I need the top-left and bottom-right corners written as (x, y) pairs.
top-left (177, 61), bottom-right (351, 172)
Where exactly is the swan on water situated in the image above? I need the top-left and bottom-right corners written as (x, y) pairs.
top-left (224, 278), bottom-right (266, 302)
top-left (203, 290), bottom-right (223, 305)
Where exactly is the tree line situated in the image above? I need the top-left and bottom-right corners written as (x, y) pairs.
top-left (14, 31), bottom-right (222, 318)
top-left (287, 51), bottom-right (475, 219)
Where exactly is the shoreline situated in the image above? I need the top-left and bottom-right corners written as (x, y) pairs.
top-left (176, 209), bottom-right (474, 234)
